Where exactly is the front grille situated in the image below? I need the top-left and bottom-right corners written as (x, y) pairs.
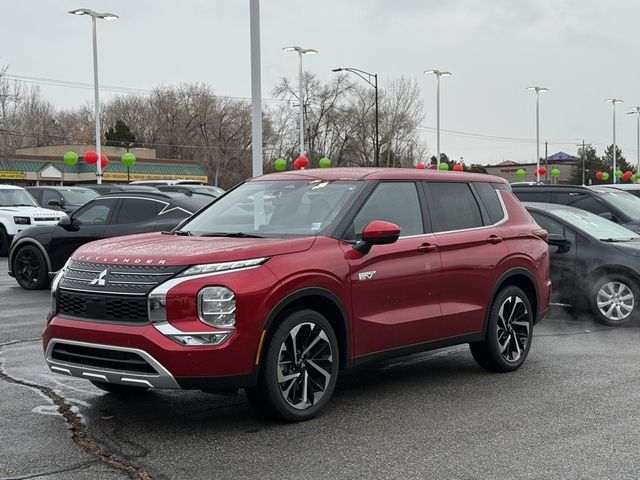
top-left (58, 291), bottom-right (149, 323)
top-left (59, 260), bottom-right (183, 296)
top-left (50, 343), bottom-right (157, 374)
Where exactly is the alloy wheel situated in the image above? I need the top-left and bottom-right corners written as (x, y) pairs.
top-left (16, 249), bottom-right (42, 288)
top-left (496, 295), bottom-right (530, 363)
top-left (597, 281), bottom-right (634, 322)
top-left (277, 322), bottom-right (334, 410)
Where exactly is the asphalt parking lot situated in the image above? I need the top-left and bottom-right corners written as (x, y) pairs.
top-left (1, 260), bottom-right (640, 480)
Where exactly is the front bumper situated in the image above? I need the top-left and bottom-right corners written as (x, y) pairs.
top-left (43, 316), bottom-right (259, 390)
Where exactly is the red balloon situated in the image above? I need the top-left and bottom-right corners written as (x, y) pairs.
top-left (296, 155), bottom-right (309, 168)
top-left (416, 163), bottom-right (426, 170)
top-left (100, 154), bottom-right (109, 169)
top-left (84, 150), bottom-right (98, 165)
top-left (293, 159), bottom-right (302, 170)
top-left (537, 167), bottom-right (547, 176)
top-left (622, 171), bottom-right (633, 181)
top-left (595, 171), bottom-right (604, 180)
top-left (453, 164), bottom-right (464, 172)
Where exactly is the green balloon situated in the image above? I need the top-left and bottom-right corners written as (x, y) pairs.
top-left (121, 152), bottom-right (136, 168)
top-left (274, 157), bottom-right (286, 171)
top-left (615, 169), bottom-right (623, 178)
top-left (438, 162), bottom-right (449, 171)
top-left (319, 157), bottom-right (331, 168)
top-left (63, 151), bottom-right (78, 166)
top-left (602, 172), bottom-right (610, 181)
top-left (516, 169), bottom-right (526, 178)
top-left (551, 168), bottom-right (560, 178)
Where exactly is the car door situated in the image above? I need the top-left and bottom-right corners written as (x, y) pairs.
top-left (107, 198), bottom-right (166, 237)
top-left (48, 198), bottom-right (119, 264)
top-left (528, 210), bottom-right (578, 298)
top-left (424, 181), bottom-right (508, 338)
top-left (341, 181), bottom-right (443, 357)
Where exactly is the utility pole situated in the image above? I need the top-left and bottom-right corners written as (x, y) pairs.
top-left (544, 141), bottom-right (548, 183)
top-left (577, 140), bottom-right (591, 186)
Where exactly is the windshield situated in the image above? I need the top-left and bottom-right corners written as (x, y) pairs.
top-left (596, 190), bottom-right (640, 221)
top-left (59, 188), bottom-right (99, 205)
top-left (552, 208), bottom-right (640, 241)
top-left (0, 189), bottom-right (38, 207)
top-left (180, 179), bottom-right (362, 237)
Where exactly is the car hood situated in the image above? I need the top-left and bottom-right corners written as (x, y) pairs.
top-left (72, 232), bottom-right (317, 266)
top-left (0, 206), bottom-right (62, 217)
top-left (611, 238), bottom-right (640, 257)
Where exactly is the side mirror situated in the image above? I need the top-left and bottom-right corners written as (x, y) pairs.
top-left (548, 233), bottom-right (571, 253)
top-left (598, 211), bottom-right (614, 221)
top-left (48, 199), bottom-right (61, 206)
top-left (354, 220), bottom-right (401, 254)
top-left (58, 216), bottom-right (72, 229)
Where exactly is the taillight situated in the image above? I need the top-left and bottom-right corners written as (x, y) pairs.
top-left (532, 228), bottom-right (548, 243)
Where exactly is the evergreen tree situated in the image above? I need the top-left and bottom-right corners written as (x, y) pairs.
top-left (105, 120), bottom-right (136, 147)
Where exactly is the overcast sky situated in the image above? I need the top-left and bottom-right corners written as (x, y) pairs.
top-left (2, 0), bottom-right (640, 165)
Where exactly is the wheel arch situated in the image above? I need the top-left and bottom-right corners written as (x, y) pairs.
top-left (258, 287), bottom-right (351, 370)
top-left (483, 268), bottom-right (539, 336)
top-left (9, 237), bottom-right (53, 276)
top-left (586, 265), bottom-right (640, 287)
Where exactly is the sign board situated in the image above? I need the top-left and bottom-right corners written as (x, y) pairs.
top-left (102, 172), bottom-right (208, 183)
top-left (39, 164), bottom-right (63, 179)
top-left (0, 171), bottom-right (26, 180)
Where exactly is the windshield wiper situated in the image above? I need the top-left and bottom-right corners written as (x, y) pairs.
top-left (600, 237), bottom-right (634, 242)
top-left (198, 232), bottom-right (263, 238)
top-left (161, 230), bottom-right (192, 236)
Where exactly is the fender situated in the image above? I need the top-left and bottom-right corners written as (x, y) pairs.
top-left (259, 287), bottom-right (352, 369)
top-left (8, 237), bottom-right (54, 277)
top-left (482, 267), bottom-right (539, 337)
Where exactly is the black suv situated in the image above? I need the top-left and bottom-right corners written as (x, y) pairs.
top-left (8, 191), bottom-right (214, 290)
top-left (512, 184), bottom-right (640, 233)
top-left (27, 186), bottom-right (99, 214)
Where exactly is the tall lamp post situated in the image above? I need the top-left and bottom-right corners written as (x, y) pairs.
top-left (605, 99), bottom-right (623, 184)
top-left (424, 70), bottom-right (451, 169)
top-left (332, 67), bottom-right (379, 167)
top-left (628, 106), bottom-right (640, 178)
top-left (526, 86), bottom-right (548, 183)
top-left (69, 8), bottom-right (118, 185)
top-left (283, 46), bottom-right (317, 156)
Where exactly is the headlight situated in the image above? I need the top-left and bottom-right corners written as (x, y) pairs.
top-left (13, 216), bottom-right (30, 225)
top-left (179, 257), bottom-right (268, 277)
top-left (198, 286), bottom-right (236, 327)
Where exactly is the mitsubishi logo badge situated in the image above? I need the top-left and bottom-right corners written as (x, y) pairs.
top-left (89, 269), bottom-right (108, 287)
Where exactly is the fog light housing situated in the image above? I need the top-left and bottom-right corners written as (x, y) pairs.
top-left (198, 286), bottom-right (235, 327)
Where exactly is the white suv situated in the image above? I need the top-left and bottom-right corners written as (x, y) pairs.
top-left (0, 185), bottom-right (64, 255)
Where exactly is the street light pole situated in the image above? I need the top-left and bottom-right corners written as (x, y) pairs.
top-left (283, 46), bottom-right (317, 156)
top-left (425, 70), bottom-right (451, 168)
top-left (527, 86), bottom-right (548, 183)
top-left (249, 0), bottom-right (263, 177)
top-left (69, 8), bottom-right (118, 185)
top-left (605, 99), bottom-right (623, 184)
top-left (332, 67), bottom-right (379, 167)
top-left (628, 106), bottom-right (640, 178)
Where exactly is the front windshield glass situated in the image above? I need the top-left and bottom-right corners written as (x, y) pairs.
top-left (60, 188), bottom-right (99, 204)
top-left (596, 190), bottom-right (640, 221)
top-left (181, 179), bottom-right (362, 237)
top-left (0, 189), bottom-right (38, 207)
top-left (552, 208), bottom-right (640, 241)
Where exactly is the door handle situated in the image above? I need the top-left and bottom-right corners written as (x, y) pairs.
top-left (417, 243), bottom-right (438, 253)
top-left (486, 235), bottom-right (503, 244)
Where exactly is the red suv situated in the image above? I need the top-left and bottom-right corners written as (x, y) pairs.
top-left (43, 168), bottom-right (550, 421)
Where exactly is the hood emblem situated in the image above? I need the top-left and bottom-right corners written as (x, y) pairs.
top-left (89, 269), bottom-right (108, 287)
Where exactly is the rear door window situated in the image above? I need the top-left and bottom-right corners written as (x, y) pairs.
top-left (113, 198), bottom-right (165, 224)
top-left (426, 182), bottom-right (483, 232)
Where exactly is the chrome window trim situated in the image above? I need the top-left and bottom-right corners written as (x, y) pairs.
top-left (45, 338), bottom-right (181, 389)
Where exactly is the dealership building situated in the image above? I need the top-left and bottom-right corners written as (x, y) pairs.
top-left (0, 145), bottom-right (208, 186)
top-left (484, 152), bottom-right (579, 184)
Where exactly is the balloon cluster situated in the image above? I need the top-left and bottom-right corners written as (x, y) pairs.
top-left (595, 171), bottom-right (610, 181)
top-left (273, 155), bottom-right (331, 171)
top-left (84, 150), bottom-right (108, 169)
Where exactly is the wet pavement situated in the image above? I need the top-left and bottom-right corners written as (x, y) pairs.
top-left (1, 259), bottom-right (640, 480)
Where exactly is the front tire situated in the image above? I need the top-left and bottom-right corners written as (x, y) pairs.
top-left (589, 274), bottom-right (638, 326)
top-left (470, 285), bottom-right (533, 372)
top-left (246, 309), bottom-right (339, 422)
top-left (13, 245), bottom-right (50, 290)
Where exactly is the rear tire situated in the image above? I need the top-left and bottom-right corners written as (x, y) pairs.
top-left (589, 274), bottom-right (638, 326)
top-left (246, 309), bottom-right (339, 422)
top-left (470, 285), bottom-right (533, 372)
top-left (90, 381), bottom-right (149, 394)
top-left (13, 245), bottom-right (50, 290)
